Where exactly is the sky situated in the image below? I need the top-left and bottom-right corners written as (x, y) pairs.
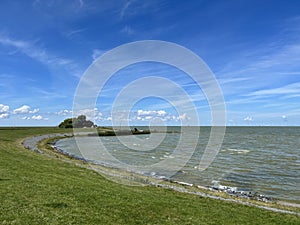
top-left (0, 0), bottom-right (299, 126)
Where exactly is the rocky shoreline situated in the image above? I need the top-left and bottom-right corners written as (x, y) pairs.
top-left (22, 133), bottom-right (300, 216)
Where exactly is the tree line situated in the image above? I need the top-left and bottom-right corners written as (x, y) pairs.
top-left (58, 115), bottom-right (96, 128)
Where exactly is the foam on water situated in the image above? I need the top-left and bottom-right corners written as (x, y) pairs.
top-left (227, 148), bottom-right (250, 154)
top-left (55, 126), bottom-right (300, 202)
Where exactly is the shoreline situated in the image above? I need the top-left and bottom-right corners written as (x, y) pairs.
top-left (22, 132), bottom-right (300, 215)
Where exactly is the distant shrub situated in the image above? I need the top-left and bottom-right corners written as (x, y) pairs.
top-left (58, 115), bottom-right (95, 128)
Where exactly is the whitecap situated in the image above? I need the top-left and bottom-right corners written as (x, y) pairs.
top-left (227, 148), bottom-right (250, 154)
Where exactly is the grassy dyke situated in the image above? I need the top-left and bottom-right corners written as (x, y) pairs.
top-left (0, 127), bottom-right (299, 224)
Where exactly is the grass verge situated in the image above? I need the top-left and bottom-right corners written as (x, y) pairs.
top-left (0, 127), bottom-right (299, 224)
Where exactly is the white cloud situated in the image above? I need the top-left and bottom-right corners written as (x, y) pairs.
top-left (247, 82), bottom-right (300, 97)
top-left (21, 115), bottom-right (47, 121)
top-left (29, 108), bottom-right (39, 114)
top-left (13, 105), bottom-right (39, 115)
top-left (0, 104), bottom-right (9, 113)
top-left (65, 28), bottom-right (86, 38)
top-left (119, 1), bottom-right (162, 19)
top-left (133, 109), bottom-right (191, 123)
top-left (0, 36), bottom-right (28, 49)
top-left (244, 116), bottom-right (253, 121)
top-left (92, 49), bottom-right (105, 61)
top-left (56, 109), bottom-right (72, 116)
top-left (0, 103), bottom-right (10, 119)
top-left (157, 110), bottom-right (167, 116)
top-left (178, 113), bottom-right (190, 121)
top-left (121, 25), bottom-right (135, 35)
top-left (95, 115), bottom-right (112, 122)
top-left (137, 109), bottom-right (167, 117)
top-left (32, 115), bottom-right (43, 120)
top-left (0, 113), bottom-right (9, 119)
top-left (13, 105), bottom-right (30, 114)
top-left (135, 109), bottom-right (176, 121)
top-left (73, 108), bottom-right (107, 121)
top-left (137, 110), bottom-right (149, 116)
top-left (0, 35), bottom-right (81, 78)
top-left (282, 115), bottom-right (288, 122)
top-left (120, 0), bottom-right (132, 19)
top-left (74, 108), bottom-right (98, 120)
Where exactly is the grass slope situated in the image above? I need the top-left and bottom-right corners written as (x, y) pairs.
top-left (0, 127), bottom-right (299, 224)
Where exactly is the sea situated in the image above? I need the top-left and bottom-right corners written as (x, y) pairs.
top-left (55, 126), bottom-right (300, 202)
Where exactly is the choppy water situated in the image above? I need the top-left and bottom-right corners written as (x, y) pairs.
top-left (56, 126), bottom-right (300, 201)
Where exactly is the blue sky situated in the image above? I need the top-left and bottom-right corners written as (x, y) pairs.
top-left (0, 0), bottom-right (299, 126)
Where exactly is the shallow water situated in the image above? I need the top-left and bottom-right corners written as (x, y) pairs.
top-left (56, 126), bottom-right (300, 201)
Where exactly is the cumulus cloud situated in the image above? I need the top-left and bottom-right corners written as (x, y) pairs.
top-left (74, 108), bottom-right (97, 120)
top-left (282, 115), bottom-right (287, 122)
top-left (0, 104), bottom-right (9, 113)
top-left (137, 109), bottom-right (167, 117)
top-left (133, 109), bottom-right (190, 123)
top-left (0, 113), bottom-right (9, 119)
top-left (32, 115), bottom-right (43, 120)
top-left (244, 116), bottom-right (253, 121)
top-left (95, 115), bottom-right (113, 122)
top-left (73, 108), bottom-right (109, 122)
top-left (21, 115), bottom-right (48, 121)
top-left (13, 105), bottom-right (30, 114)
top-left (134, 109), bottom-right (169, 121)
top-left (56, 109), bottom-right (72, 116)
top-left (13, 105), bottom-right (39, 114)
top-left (0, 104), bottom-right (9, 119)
top-left (72, 108), bottom-right (189, 124)
top-left (29, 108), bottom-right (39, 114)
top-left (178, 113), bottom-right (190, 121)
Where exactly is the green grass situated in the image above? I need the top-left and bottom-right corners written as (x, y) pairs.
top-left (0, 127), bottom-right (299, 224)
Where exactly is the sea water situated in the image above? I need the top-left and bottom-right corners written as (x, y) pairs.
top-left (56, 126), bottom-right (300, 202)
